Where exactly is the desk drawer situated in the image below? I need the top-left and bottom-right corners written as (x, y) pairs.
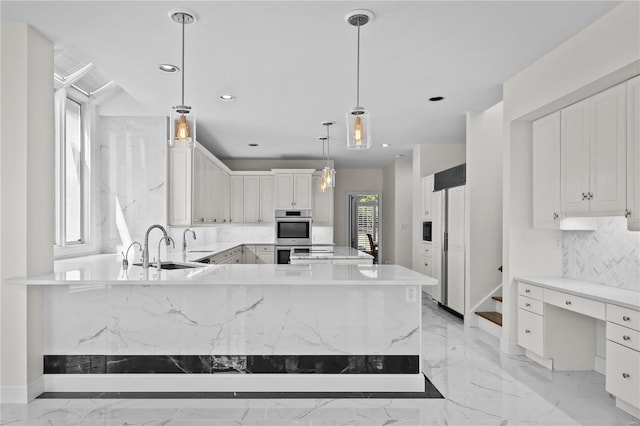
top-left (606, 341), bottom-right (640, 409)
top-left (518, 282), bottom-right (543, 300)
top-left (518, 295), bottom-right (544, 316)
top-left (421, 242), bottom-right (433, 257)
top-left (544, 289), bottom-right (605, 320)
top-left (518, 308), bottom-right (544, 356)
top-left (255, 245), bottom-right (274, 252)
top-left (607, 304), bottom-right (640, 331)
top-left (608, 322), bottom-right (640, 352)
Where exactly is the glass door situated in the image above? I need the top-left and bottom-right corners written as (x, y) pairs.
top-left (348, 194), bottom-right (380, 263)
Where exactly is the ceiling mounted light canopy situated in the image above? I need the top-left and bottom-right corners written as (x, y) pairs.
top-left (322, 121), bottom-right (336, 189)
top-left (345, 9), bottom-right (374, 150)
top-left (169, 9), bottom-right (197, 148)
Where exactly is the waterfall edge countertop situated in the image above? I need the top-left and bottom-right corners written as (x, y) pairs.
top-left (7, 254), bottom-right (437, 287)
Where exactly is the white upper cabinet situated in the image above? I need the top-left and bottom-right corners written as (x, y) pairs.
top-left (628, 75), bottom-right (640, 231)
top-left (561, 83), bottom-right (627, 216)
top-left (243, 175), bottom-right (274, 224)
top-left (421, 174), bottom-right (434, 221)
top-left (312, 175), bottom-right (333, 226)
top-left (589, 83), bottom-right (627, 215)
top-left (229, 176), bottom-right (244, 224)
top-left (259, 176), bottom-right (274, 224)
top-left (274, 171), bottom-right (313, 210)
top-left (533, 112), bottom-right (561, 229)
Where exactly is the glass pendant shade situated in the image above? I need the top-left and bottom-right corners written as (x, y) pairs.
top-left (323, 166), bottom-right (336, 188)
top-left (319, 175), bottom-right (328, 193)
top-left (169, 106), bottom-right (195, 148)
top-left (346, 108), bottom-right (371, 150)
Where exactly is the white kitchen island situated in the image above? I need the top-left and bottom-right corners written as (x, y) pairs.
top-left (11, 255), bottom-right (436, 394)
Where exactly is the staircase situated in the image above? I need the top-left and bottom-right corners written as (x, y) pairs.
top-left (474, 294), bottom-right (503, 339)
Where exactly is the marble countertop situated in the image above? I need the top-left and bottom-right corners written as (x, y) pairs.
top-left (289, 246), bottom-right (373, 260)
top-left (516, 276), bottom-right (640, 311)
top-left (8, 254), bottom-right (437, 287)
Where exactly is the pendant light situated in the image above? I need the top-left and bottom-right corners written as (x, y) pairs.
top-left (318, 136), bottom-right (329, 193)
top-left (345, 10), bottom-right (374, 150)
top-left (169, 10), bottom-right (196, 148)
top-left (322, 121), bottom-right (336, 188)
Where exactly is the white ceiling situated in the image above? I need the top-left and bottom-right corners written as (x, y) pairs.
top-left (1, 1), bottom-right (619, 168)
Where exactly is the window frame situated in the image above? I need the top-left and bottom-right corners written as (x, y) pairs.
top-left (54, 87), bottom-right (95, 258)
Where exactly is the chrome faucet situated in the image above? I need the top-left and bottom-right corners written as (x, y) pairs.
top-left (122, 241), bottom-right (142, 269)
top-left (157, 236), bottom-right (175, 271)
top-left (182, 228), bottom-right (196, 253)
top-left (142, 224), bottom-right (170, 268)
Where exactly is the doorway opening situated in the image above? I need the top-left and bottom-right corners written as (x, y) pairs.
top-left (347, 193), bottom-right (381, 264)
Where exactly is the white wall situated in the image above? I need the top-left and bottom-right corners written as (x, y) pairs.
top-left (1, 24), bottom-right (54, 402)
top-left (382, 163), bottom-right (395, 264)
top-left (501, 1), bottom-right (640, 353)
top-left (333, 169), bottom-right (383, 248)
top-left (383, 159), bottom-right (413, 267)
top-left (411, 144), bottom-right (466, 271)
top-left (466, 103), bottom-right (503, 315)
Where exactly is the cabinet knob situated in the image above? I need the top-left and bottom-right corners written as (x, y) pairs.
top-left (622, 373), bottom-right (630, 379)
top-left (623, 335), bottom-right (631, 341)
top-left (623, 316), bottom-right (631, 322)
top-left (424, 263), bottom-right (428, 267)
top-left (581, 192), bottom-right (587, 200)
top-left (525, 303), bottom-right (531, 307)
top-left (625, 209), bottom-right (632, 218)
top-left (588, 192), bottom-right (593, 200)
top-left (553, 212), bottom-right (559, 220)
top-left (565, 300), bottom-right (572, 305)
top-left (525, 289), bottom-right (530, 294)
top-left (525, 329), bottom-right (531, 334)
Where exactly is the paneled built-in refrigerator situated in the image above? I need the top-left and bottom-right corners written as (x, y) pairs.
top-left (432, 164), bottom-right (466, 318)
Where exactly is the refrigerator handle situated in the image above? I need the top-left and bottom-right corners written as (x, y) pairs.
top-left (443, 232), bottom-right (448, 252)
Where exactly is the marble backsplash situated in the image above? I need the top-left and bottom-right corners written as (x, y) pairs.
top-left (563, 217), bottom-right (640, 291)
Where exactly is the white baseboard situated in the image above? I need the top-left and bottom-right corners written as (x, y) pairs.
top-left (594, 355), bottom-right (606, 375)
top-left (500, 338), bottom-right (525, 355)
top-left (1, 375), bottom-right (44, 403)
top-left (477, 315), bottom-right (502, 339)
top-left (616, 398), bottom-right (640, 419)
top-left (45, 373), bottom-right (425, 393)
top-left (525, 349), bottom-right (553, 370)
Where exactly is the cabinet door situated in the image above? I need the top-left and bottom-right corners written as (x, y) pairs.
top-left (312, 175), bottom-right (333, 226)
top-left (243, 176), bottom-right (260, 223)
top-left (447, 185), bottom-right (465, 315)
top-left (293, 174), bottom-right (312, 209)
top-left (533, 112), bottom-right (561, 229)
top-left (517, 309), bottom-right (544, 357)
top-left (191, 150), bottom-right (207, 224)
top-left (628, 76), bottom-right (640, 231)
top-left (256, 252), bottom-right (274, 264)
top-left (561, 98), bottom-right (591, 215)
top-left (259, 176), bottom-right (274, 223)
top-left (208, 161), bottom-right (220, 223)
top-left (229, 176), bottom-right (244, 224)
top-left (590, 83), bottom-right (627, 215)
top-left (220, 171), bottom-right (230, 223)
top-left (274, 174), bottom-right (293, 209)
top-left (421, 175), bottom-right (434, 220)
top-left (242, 245), bottom-right (256, 264)
top-left (168, 146), bottom-right (192, 226)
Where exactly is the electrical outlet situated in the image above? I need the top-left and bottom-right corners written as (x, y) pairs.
top-left (406, 286), bottom-right (417, 303)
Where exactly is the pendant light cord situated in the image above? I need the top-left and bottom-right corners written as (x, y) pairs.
top-left (181, 14), bottom-right (185, 106)
top-left (326, 125), bottom-right (331, 168)
top-left (356, 20), bottom-right (361, 108)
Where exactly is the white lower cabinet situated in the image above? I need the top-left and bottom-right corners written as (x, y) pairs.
top-left (606, 341), bottom-right (640, 413)
top-left (517, 308), bottom-right (545, 357)
top-left (255, 244), bottom-right (274, 264)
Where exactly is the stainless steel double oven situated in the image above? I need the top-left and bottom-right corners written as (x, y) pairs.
top-left (275, 209), bottom-right (312, 264)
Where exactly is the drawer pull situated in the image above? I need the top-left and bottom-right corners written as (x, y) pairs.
top-left (622, 373), bottom-right (630, 379)
top-left (623, 316), bottom-right (631, 322)
top-left (565, 300), bottom-right (572, 305)
top-left (623, 335), bottom-right (631, 341)
top-left (525, 303), bottom-right (531, 307)
top-left (525, 329), bottom-right (531, 334)
top-left (525, 289), bottom-right (530, 294)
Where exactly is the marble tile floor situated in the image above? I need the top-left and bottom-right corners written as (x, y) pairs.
top-left (1, 295), bottom-right (638, 426)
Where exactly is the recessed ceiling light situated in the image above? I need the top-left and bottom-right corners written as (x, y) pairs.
top-left (429, 96), bottom-right (445, 102)
top-left (381, 143), bottom-right (390, 148)
top-left (248, 143), bottom-right (259, 147)
top-left (159, 64), bottom-right (179, 73)
top-left (220, 94), bottom-right (236, 101)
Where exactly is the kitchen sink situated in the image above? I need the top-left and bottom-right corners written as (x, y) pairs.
top-left (133, 262), bottom-right (201, 270)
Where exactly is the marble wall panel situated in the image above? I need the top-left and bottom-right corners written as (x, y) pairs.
top-left (563, 216), bottom-right (640, 291)
top-left (43, 285), bottom-right (420, 356)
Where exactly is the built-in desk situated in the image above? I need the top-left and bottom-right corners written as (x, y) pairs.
top-left (516, 277), bottom-right (640, 419)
